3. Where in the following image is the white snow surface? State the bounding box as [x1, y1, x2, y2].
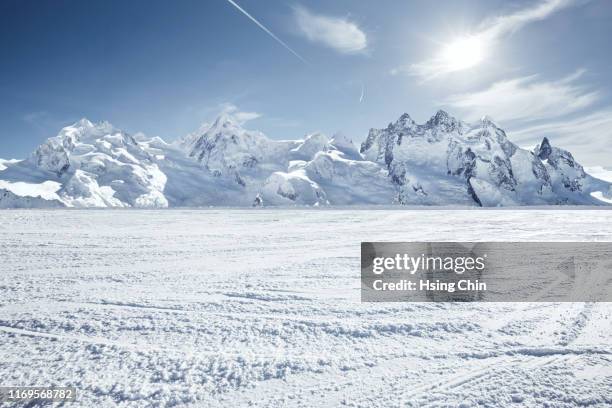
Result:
[0, 179, 61, 200]
[0, 158, 19, 171]
[0, 111, 610, 208]
[0, 209, 611, 407]
[586, 166, 612, 183]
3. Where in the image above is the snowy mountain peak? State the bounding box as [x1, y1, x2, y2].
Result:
[428, 109, 457, 127]
[1, 110, 610, 208]
[75, 117, 95, 128]
[187, 113, 270, 170]
[55, 118, 123, 148]
[360, 111, 610, 206]
[434, 109, 451, 119]
[291, 132, 330, 160]
[535, 137, 553, 161]
[72, 118, 113, 133]
[5, 118, 167, 208]
[177, 122, 211, 151]
[210, 112, 242, 131]
[479, 115, 496, 127]
[394, 113, 416, 128]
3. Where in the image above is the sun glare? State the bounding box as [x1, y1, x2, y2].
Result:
[440, 35, 486, 72]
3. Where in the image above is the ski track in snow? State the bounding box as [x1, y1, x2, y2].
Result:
[0, 209, 611, 407]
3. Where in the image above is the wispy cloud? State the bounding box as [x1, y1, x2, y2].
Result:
[219, 103, 261, 124]
[22, 111, 51, 126]
[399, 0, 580, 79]
[293, 6, 367, 54]
[509, 108, 612, 166]
[444, 69, 599, 122]
[224, 0, 307, 63]
[479, 0, 578, 39]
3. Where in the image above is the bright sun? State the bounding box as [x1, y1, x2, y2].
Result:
[440, 35, 486, 72]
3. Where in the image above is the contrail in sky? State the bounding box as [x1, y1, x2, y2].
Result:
[224, 0, 307, 64]
[359, 83, 365, 103]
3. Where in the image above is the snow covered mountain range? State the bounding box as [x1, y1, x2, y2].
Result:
[1, 110, 610, 208]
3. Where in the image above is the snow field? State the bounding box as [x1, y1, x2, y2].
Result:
[0, 209, 610, 407]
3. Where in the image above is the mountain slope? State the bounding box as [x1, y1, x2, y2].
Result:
[0, 111, 610, 208]
[361, 111, 610, 206]
[0, 119, 167, 208]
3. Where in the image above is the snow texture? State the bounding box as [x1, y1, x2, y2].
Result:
[0, 209, 611, 407]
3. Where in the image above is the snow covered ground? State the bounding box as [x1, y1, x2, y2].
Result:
[0, 209, 611, 407]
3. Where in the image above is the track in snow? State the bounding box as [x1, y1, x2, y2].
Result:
[0, 209, 611, 407]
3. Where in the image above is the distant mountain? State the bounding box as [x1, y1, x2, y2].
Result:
[1, 111, 610, 208]
[361, 110, 611, 206]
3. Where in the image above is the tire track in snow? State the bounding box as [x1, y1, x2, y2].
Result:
[0, 323, 427, 362]
[62, 300, 459, 330]
[228, 303, 603, 407]
[405, 353, 582, 406]
[0, 324, 177, 354]
[404, 303, 598, 406]
[221, 347, 603, 408]
[557, 302, 594, 346]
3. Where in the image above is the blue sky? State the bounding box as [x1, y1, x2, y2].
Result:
[1, 0, 611, 165]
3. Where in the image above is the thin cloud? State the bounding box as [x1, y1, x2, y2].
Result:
[480, 0, 578, 39]
[224, 0, 307, 63]
[293, 6, 367, 54]
[444, 70, 599, 122]
[509, 108, 612, 166]
[219, 103, 261, 124]
[22, 111, 52, 128]
[399, 0, 581, 79]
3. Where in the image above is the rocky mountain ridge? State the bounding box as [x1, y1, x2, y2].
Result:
[1, 111, 610, 208]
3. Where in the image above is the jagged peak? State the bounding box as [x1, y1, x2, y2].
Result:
[187, 113, 269, 163]
[436, 109, 451, 119]
[68, 118, 116, 133]
[177, 122, 211, 150]
[194, 112, 257, 141]
[63, 119, 118, 140]
[42, 119, 141, 155]
[211, 112, 240, 129]
[397, 112, 413, 122]
[75, 117, 94, 128]
[479, 115, 496, 126]
[429, 109, 455, 124]
[6, 107, 611, 208]
[535, 137, 553, 160]
[189, 114, 249, 151]
[394, 112, 415, 128]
